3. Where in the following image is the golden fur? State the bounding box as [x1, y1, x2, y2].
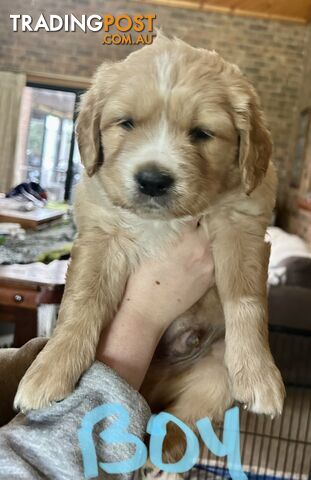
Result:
[14, 34, 285, 460]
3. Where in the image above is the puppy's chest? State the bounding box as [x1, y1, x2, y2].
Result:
[131, 221, 179, 257]
[128, 216, 210, 259]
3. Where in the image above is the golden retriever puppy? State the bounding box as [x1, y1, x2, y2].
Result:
[15, 34, 285, 429]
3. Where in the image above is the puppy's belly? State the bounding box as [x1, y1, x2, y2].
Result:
[154, 312, 224, 368]
[142, 287, 226, 411]
[154, 286, 225, 365]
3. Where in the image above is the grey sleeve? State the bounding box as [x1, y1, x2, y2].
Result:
[0, 362, 151, 480]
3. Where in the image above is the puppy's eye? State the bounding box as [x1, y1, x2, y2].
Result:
[189, 128, 214, 142]
[118, 119, 135, 130]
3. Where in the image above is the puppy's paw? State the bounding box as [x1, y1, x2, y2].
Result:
[229, 360, 285, 417]
[14, 360, 73, 412]
[140, 467, 181, 480]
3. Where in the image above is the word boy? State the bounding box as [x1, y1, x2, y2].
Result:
[78, 405, 247, 479]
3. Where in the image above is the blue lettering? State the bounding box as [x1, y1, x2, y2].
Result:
[78, 402, 147, 478]
[196, 407, 247, 480]
[147, 413, 200, 473]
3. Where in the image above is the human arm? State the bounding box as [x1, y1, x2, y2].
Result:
[96, 221, 214, 389]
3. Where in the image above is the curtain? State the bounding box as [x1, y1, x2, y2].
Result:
[0, 72, 26, 193]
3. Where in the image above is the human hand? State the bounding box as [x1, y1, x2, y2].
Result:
[120, 221, 214, 334]
[96, 221, 213, 388]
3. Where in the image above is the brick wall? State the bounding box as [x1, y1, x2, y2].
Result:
[0, 0, 310, 204]
[282, 25, 311, 244]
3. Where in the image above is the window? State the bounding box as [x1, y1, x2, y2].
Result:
[16, 85, 84, 201]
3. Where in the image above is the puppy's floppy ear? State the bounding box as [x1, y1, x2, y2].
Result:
[232, 84, 272, 194]
[76, 88, 104, 177]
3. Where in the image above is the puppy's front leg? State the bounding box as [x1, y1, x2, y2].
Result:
[14, 231, 129, 411]
[210, 220, 285, 416]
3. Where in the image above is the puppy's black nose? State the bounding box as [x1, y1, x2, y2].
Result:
[136, 169, 174, 197]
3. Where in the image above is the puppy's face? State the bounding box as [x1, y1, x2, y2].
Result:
[77, 36, 272, 219]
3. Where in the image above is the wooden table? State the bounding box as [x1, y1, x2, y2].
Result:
[0, 208, 64, 230]
[0, 261, 67, 346]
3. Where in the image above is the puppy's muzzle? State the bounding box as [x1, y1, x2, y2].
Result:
[135, 167, 174, 197]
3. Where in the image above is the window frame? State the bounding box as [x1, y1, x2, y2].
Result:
[25, 82, 85, 201]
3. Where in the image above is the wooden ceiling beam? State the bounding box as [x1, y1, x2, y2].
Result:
[140, 0, 311, 23]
